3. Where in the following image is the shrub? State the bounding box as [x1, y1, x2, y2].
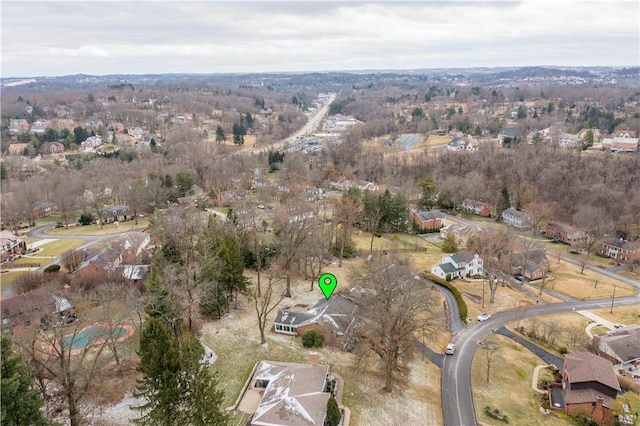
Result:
[79, 213, 94, 226]
[558, 346, 568, 355]
[484, 406, 509, 423]
[43, 264, 60, 273]
[424, 273, 468, 321]
[326, 395, 341, 426]
[301, 329, 324, 348]
[515, 367, 526, 378]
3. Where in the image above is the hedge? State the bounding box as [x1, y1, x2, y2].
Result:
[422, 273, 468, 322]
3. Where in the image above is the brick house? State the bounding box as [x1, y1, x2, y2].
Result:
[550, 352, 620, 426]
[412, 210, 445, 231]
[0, 230, 25, 260]
[545, 221, 587, 246]
[510, 249, 549, 281]
[273, 295, 357, 350]
[462, 199, 491, 217]
[32, 201, 56, 219]
[101, 205, 129, 223]
[598, 238, 640, 263]
[501, 208, 532, 230]
[39, 141, 65, 155]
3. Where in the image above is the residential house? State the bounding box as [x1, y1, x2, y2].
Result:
[501, 208, 532, 230]
[7, 143, 29, 155]
[81, 136, 103, 151]
[329, 177, 352, 192]
[72, 247, 121, 284]
[440, 224, 482, 249]
[550, 352, 620, 426]
[590, 325, 640, 365]
[107, 122, 125, 133]
[128, 127, 144, 138]
[412, 210, 445, 231]
[462, 199, 491, 217]
[273, 295, 358, 349]
[241, 360, 332, 426]
[447, 137, 475, 151]
[122, 265, 150, 285]
[39, 141, 65, 155]
[29, 120, 47, 134]
[556, 132, 583, 149]
[216, 189, 246, 205]
[8, 119, 29, 134]
[598, 238, 640, 263]
[430, 252, 483, 280]
[545, 221, 587, 246]
[497, 126, 520, 144]
[510, 249, 549, 281]
[109, 231, 150, 263]
[101, 205, 129, 223]
[356, 180, 379, 193]
[84, 117, 103, 127]
[0, 230, 25, 260]
[601, 135, 639, 153]
[1, 287, 77, 333]
[32, 201, 56, 219]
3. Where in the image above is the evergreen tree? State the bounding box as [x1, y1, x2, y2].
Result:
[179, 333, 228, 426]
[133, 318, 182, 426]
[499, 186, 511, 215]
[419, 173, 438, 209]
[215, 125, 226, 144]
[133, 319, 228, 426]
[326, 395, 341, 426]
[1, 335, 51, 426]
[441, 234, 459, 253]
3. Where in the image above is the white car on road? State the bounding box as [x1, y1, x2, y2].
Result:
[477, 313, 491, 322]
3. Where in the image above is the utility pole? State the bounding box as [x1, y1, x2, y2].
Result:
[610, 285, 617, 313]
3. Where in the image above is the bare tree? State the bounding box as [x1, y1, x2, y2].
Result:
[16, 310, 112, 426]
[468, 232, 512, 304]
[350, 255, 439, 393]
[273, 206, 315, 297]
[252, 271, 285, 345]
[483, 340, 498, 382]
[573, 205, 613, 259]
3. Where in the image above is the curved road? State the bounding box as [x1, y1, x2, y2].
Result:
[442, 294, 640, 426]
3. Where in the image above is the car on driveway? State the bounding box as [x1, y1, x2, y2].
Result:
[477, 313, 491, 322]
[445, 343, 456, 355]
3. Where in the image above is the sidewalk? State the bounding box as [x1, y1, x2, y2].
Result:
[577, 310, 615, 330]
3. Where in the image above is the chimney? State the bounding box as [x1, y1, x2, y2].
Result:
[308, 352, 319, 365]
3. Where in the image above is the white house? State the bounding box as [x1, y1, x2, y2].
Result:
[501, 208, 532, 229]
[431, 252, 483, 280]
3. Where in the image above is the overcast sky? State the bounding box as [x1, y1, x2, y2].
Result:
[2, 1, 638, 78]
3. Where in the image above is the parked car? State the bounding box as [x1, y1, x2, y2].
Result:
[613, 324, 626, 329]
[445, 343, 456, 355]
[477, 313, 491, 322]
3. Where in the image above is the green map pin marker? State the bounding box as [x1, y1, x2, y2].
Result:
[318, 273, 337, 300]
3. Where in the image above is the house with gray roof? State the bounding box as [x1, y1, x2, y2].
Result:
[239, 360, 333, 426]
[273, 295, 357, 349]
[501, 208, 532, 230]
[430, 251, 483, 280]
[591, 324, 640, 365]
[412, 209, 445, 231]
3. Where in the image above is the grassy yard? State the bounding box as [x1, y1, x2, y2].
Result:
[34, 239, 86, 258]
[203, 262, 445, 426]
[46, 219, 149, 236]
[530, 258, 637, 300]
[471, 334, 573, 426]
[0, 271, 28, 290]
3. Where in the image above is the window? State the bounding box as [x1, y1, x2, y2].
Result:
[255, 379, 269, 389]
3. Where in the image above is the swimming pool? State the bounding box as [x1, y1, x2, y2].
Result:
[62, 325, 128, 351]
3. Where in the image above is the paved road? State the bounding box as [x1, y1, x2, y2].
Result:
[233, 93, 336, 157]
[441, 294, 640, 426]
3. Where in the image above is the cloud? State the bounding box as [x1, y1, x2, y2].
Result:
[1, 1, 638, 77]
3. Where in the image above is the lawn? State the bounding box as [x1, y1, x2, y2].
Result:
[33, 239, 86, 258]
[0, 271, 28, 290]
[46, 219, 149, 236]
[471, 334, 573, 426]
[531, 258, 637, 300]
[202, 262, 444, 426]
